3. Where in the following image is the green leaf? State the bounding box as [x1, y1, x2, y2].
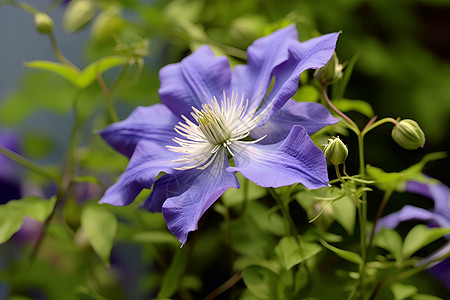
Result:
[320, 240, 362, 265]
[366, 152, 446, 191]
[374, 228, 403, 261]
[78, 56, 128, 88]
[243, 265, 278, 300]
[332, 52, 360, 99]
[221, 174, 266, 207]
[412, 295, 444, 300]
[332, 194, 356, 235]
[157, 249, 188, 298]
[402, 224, 450, 259]
[390, 283, 418, 300]
[0, 196, 56, 244]
[133, 231, 179, 245]
[25, 60, 80, 86]
[81, 203, 118, 265]
[25, 56, 128, 89]
[332, 98, 374, 118]
[293, 85, 320, 103]
[275, 236, 322, 270]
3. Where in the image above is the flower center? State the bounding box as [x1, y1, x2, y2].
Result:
[167, 91, 265, 170]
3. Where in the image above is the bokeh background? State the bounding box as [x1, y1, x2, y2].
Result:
[1, 0, 449, 299]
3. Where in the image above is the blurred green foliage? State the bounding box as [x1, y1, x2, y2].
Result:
[0, 0, 449, 299]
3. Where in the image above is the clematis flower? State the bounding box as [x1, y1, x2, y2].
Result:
[100, 25, 340, 244]
[377, 179, 450, 291]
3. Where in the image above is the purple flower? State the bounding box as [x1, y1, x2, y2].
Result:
[100, 25, 340, 244]
[0, 131, 21, 204]
[377, 180, 450, 291]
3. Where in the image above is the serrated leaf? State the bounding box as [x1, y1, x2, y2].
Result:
[333, 98, 374, 118]
[374, 228, 403, 261]
[25, 60, 80, 86]
[78, 56, 128, 88]
[0, 196, 56, 244]
[402, 224, 450, 259]
[157, 249, 188, 298]
[320, 240, 362, 265]
[275, 236, 322, 270]
[81, 203, 118, 265]
[243, 265, 278, 300]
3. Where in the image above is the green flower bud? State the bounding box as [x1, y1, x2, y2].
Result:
[91, 6, 124, 43]
[323, 137, 348, 165]
[391, 119, 426, 150]
[63, 0, 95, 33]
[34, 12, 53, 34]
[314, 52, 343, 86]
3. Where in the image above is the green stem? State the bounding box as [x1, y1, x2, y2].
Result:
[3, 0, 38, 14]
[27, 89, 83, 268]
[322, 84, 360, 134]
[361, 118, 398, 136]
[45, 0, 65, 13]
[48, 32, 79, 69]
[269, 187, 311, 287]
[0, 145, 57, 182]
[97, 73, 120, 123]
[357, 133, 367, 299]
[335, 164, 345, 184]
[111, 63, 129, 94]
[366, 188, 393, 261]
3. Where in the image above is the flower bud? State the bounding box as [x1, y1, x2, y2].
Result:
[323, 137, 348, 165]
[34, 12, 53, 34]
[63, 0, 95, 33]
[391, 119, 425, 150]
[314, 52, 343, 86]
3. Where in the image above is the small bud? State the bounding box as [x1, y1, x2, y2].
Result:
[324, 136, 348, 165]
[34, 12, 53, 34]
[91, 6, 124, 43]
[314, 52, 343, 86]
[391, 119, 426, 150]
[63, 0, 95, 33]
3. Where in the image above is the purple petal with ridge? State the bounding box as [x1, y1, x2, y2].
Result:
[160, 150, 239, 245]
[227, 125, 329, 190]
[257, 32, 340, 124]
[158, 46, 231, 118]
[250, 99, 340, 144]
[100, 104, 179, 158]
[99, 141, 179, 206]
[231, 25, 299, 111]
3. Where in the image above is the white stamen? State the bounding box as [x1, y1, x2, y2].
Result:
[168, 91, 265, 170]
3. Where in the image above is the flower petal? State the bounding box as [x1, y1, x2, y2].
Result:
[100, 104, 179, 158]
[258, 32, 340, 123]
[231, 25, 299, 110]
[227, 125, 329, 189]
[158, 45, 231, 118]
[406, 180, 450, 221]
[376, 205, 449, 230]
[159, 150, 239, 245]
[99, 141, 178, 206]
[428, 253, 450, 292]
[429, 182, 450, 220]
[250, 99, 340, 144]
